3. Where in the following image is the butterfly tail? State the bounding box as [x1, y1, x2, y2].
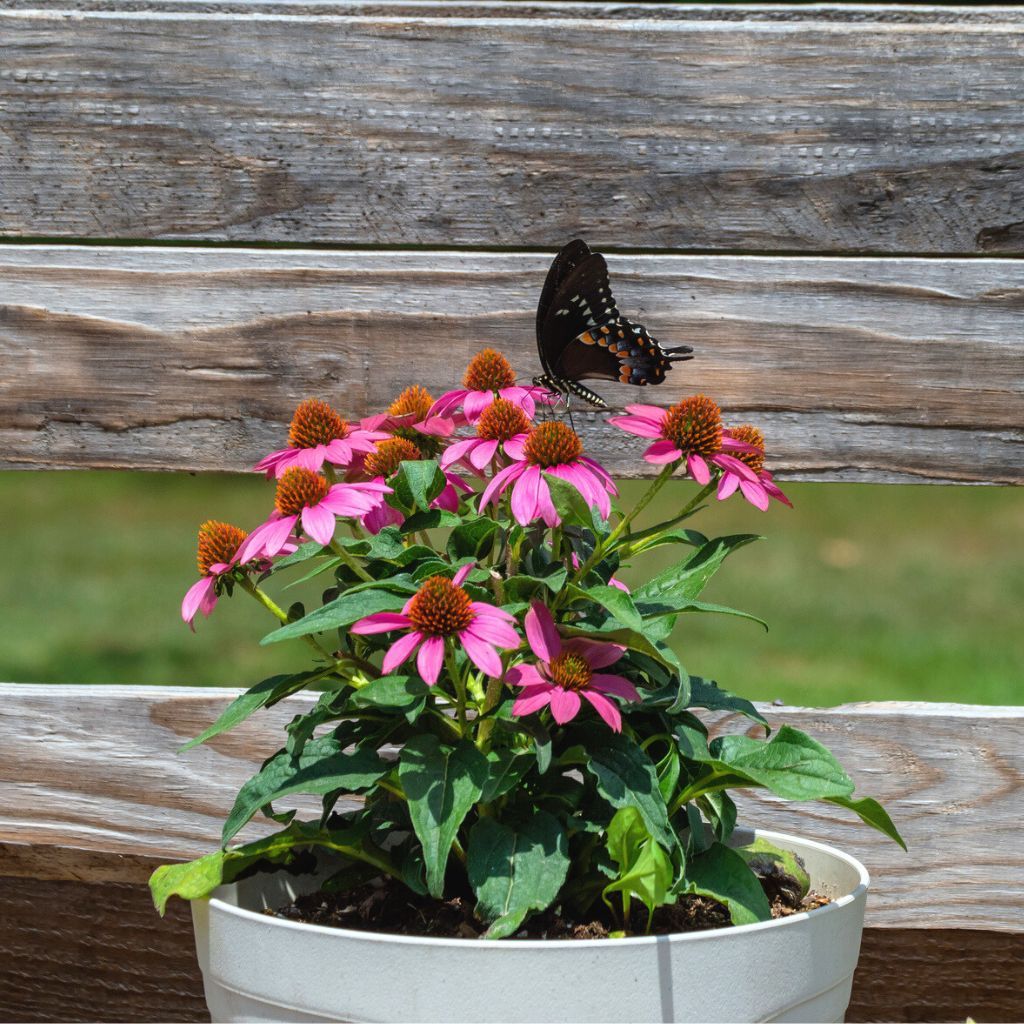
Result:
[661, 344, 695, 361]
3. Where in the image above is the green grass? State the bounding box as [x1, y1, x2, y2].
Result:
[1, 471, 1021, 706]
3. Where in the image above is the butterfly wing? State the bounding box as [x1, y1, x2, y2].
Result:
[536, 239, 592, 339]
[560, 317, 694, 386]
[539, 252, 620, 375]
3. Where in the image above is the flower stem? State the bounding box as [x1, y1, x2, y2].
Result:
[445, 643, 469, 735]
[556, 462, 682, 608]
[476, 670, 507, 753]
[328, 539, 375, 583]
[239, 577, 337, 664]
[618, 482, 717, 559]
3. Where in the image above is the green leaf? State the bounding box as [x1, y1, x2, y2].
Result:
[602, 807, 674, 925]
[707, 726, 855, 802]
[351, 674, 430, 723]
[481, 748, 534, 803]
[543, 472, 595, 527]
[267, 541, 328, 573]
[683, 842, 772, 926]
[586, 733, 675, 850]
[394, 460, 447, 512]
[571, 583, 643, 633]
[637, 597, 767, 631]
[261, 589, 407, 645]
[828, 795, 907, 850]
[223, 737, 388, 844]
[632, 534, 761, 606]
[688, 676, 768, 730]
[736, 837, 811, 901]
[447, 517, 500, 561]
[675, 718, 710, 760]
[398, 735, 488, 898]
[697, 791, 737, 844]
[363, 526, 406, 561]
[468, 812, 570, 938]
[150, 820, 371, 915]
[149, 851, 227, 915]
[178, 672, 315, 751]
[624, 527, 708, 557]
[401, 509, 462, 533]
[284, 556, 343, 589]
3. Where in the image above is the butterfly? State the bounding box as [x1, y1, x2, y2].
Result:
[534, 239, 693, 409]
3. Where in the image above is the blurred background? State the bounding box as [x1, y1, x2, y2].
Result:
[3, 471, 1020, 706]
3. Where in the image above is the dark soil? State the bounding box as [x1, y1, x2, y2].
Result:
[267, 877, 831, 940]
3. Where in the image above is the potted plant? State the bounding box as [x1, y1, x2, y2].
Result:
[152, 350, 904, 1024]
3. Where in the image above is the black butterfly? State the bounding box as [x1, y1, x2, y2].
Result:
[534, 239, 693, 409]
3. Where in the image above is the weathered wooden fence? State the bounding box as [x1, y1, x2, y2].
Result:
[1, 2, 1023, 1022]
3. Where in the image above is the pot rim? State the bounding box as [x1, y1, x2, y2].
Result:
[206, 827, 869, 949]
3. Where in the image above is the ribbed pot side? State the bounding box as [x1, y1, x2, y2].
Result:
[191, 828, 869, 1024]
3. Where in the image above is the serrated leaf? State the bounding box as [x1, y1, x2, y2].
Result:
[828, 795, 907, 850]
[688, 676, 768, 730]
[351, 674, 430, 723]
[632, 534, 761, 605]
[602, 806, 674, 926]
[150, 820, 374, 915]
[707, 726, 855, 801]
[401, 509, 462, 533]
[636, 597, 767, 631]
[698, 791, 737, 844]
[481, 748, 534, 803]
[394, 460, 447, 512]
[268, 541, 329, 573]
[447, 517, 500, 560]
[570, 583, 643, 633]
[261, 589, 407, 645]
[586, 733, 675, 850]
[468, 812, 569, 938]
[682, 842, 772, 926]
[179, 672, 316, 751]
[398, 735, 488, 898]
[223, 737, 388, 844]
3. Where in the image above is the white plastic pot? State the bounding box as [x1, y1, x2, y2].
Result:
[192, 828, 869, 1023]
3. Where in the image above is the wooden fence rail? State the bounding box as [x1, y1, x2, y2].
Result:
[4, 4, 1024, 254]
[1, 686, 1022, 1022]
[2, 246, 1022, 480]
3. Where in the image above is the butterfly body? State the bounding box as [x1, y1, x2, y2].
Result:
[534, 239, 693, 408]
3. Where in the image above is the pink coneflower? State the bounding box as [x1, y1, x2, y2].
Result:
[718, 425, 792, 511]
[180, 520, 293, 630]
[441, 397, 531, 473]
[181, 520, 247, 629]
[360, 385, 455, 442]
[429, 348, 551, 423]
[506, 602, 639, 732]
[253, 398, 388, 479]
[236, 469, 391, 562]
[350, 564, 520, 684]
[359, 438, 472, 533]
[608, 395, 756, 487]
[479, 421, 617, 527]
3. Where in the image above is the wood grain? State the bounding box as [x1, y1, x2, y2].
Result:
[2, 246, 1021, 481]
[1, 684, 1022, 933]
[4, 3, 1024, 253]
[0, 875, 208, 1024]
[2, 871, 1019, 1024]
